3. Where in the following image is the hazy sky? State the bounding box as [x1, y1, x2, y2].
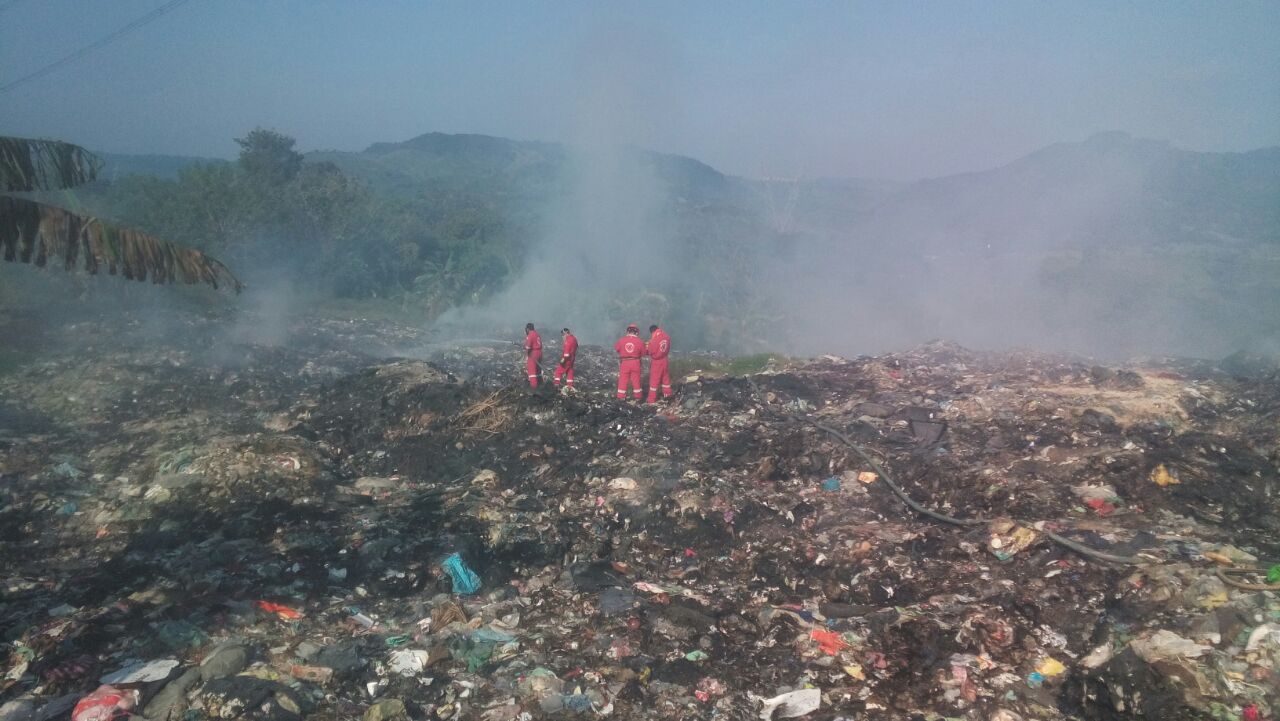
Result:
[1, 0, 1277, 180]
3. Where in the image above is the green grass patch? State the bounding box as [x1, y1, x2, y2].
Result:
[668, 353, 792, 379]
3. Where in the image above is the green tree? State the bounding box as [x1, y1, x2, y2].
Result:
[235, 128, 303, 186]
[289, 161, 366, 247]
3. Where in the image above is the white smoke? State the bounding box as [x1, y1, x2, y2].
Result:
[435, 21, 681, 347]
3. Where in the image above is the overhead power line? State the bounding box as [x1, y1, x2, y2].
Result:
[0, 0, 196, 95]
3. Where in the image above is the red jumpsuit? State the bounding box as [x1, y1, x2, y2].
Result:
[524, 329, 542, 388]
[553, 333, 578, 388]
[646, 327, 672, 402]
[614, 334, 644, 399]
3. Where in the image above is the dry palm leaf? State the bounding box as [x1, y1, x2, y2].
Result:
[0, 137, 101, 192]
[1, 135, 240, 292]
[0, 195, 242, 292]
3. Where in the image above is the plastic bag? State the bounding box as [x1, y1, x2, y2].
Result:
[442, 553, 481, 595]
[758, 688, 820, 719]
[1130, 630, 1209, 662]
[388, 649, 431, 677]
[72, 686, 139, 721]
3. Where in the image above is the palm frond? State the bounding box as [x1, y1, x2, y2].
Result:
[0, 136, 102, 192]
[0, 195, 242, 292]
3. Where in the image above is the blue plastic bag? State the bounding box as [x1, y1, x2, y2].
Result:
[442, 553, 481, 595]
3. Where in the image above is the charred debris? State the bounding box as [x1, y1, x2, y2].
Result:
[1, 309, 1278, 721]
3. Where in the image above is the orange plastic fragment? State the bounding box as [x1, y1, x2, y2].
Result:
[810, 629, 847, 655]
[256, 600, 303, 619]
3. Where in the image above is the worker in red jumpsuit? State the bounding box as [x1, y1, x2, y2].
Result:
[523, 322, 542, 389]
[614, 324, 644, 401]
[553, 327, 578, 390]
[646, 324, 672, 402]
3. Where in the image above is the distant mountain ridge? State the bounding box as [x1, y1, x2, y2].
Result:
[307, 131, 749, 208]
[310, 131, 1280, 252]
[95, 130, 1280, 248]
[787, 131, 1280, 357]
[863, 131, 1280, 254]
[89, 130, 1280, 356]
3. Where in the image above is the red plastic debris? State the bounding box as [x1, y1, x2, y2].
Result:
[255, 600, 303, 619]
[72, 685, 138, 721]
[696, 676, 726, 701]
[1085, 498, 1115, 516]
[810, 629, 847, 655]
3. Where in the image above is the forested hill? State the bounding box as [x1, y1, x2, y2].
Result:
[861, 132, 1280, 254]
[31, 129, 1280, 356]
[308, 133, 564, 199]
[308, 131, 753, 208]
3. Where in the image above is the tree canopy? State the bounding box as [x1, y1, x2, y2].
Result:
[236, 128, 304, 186]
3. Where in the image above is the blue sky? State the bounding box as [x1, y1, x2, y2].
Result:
[1, 0, 1277, 179]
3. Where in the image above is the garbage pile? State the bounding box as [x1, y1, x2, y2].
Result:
[2, 311, 1278, 721]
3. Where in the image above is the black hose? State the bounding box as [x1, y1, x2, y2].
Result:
[812, 420, 983, 527]
[815, 418, 1139, 564]
[744, 376, 1139, 564]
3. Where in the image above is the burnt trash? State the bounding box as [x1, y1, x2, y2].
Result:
[2, 313, 1278, 720]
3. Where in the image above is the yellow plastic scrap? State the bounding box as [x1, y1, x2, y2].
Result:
[843, 663, 865, 680]
[1151, 464, 1180, 487]
[988, 520, 1040, 559]
[1036, 658, 1067, 677]
[1200, 589, 1230, 610]
[1007, 526, 1039, 552]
